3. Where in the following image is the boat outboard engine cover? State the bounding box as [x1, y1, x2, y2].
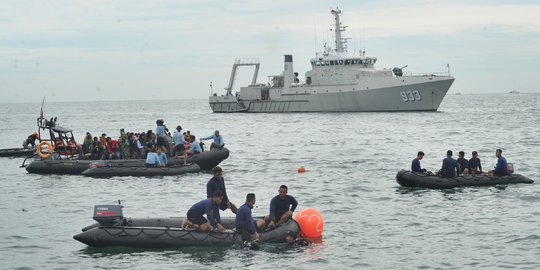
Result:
[93, 205, 124, 226]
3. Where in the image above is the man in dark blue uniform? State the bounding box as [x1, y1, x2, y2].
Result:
[411, 151, 426, 173]
[206, 166, 237, 214]
[468, 151, 482, 174]
[457, 151, 469, 174]
[440, 150, 459, 178]
[490, 149, 508, 176]
[265, 185, 298, 228]
[182, 190, 224, 232]
[236, 193, 266, 243]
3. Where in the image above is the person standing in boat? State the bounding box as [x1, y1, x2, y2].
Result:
[202, 130, 224, 150]
[236, 193, 264, 243]
[119, 129, 130, 159]
[22, 132, 40, 149]
[155, 120, 168, 151]
[411, 151, 426, 173]
[439, 150, 459, 178]
[207, 166, 238, 214]
[489, 149, 508, 176]
[172, 125, 187, 158]
[265, 185, 298, 228]
[468, 151, 482, 174]
[457, 151, 469, 175]
[82, 132, 93, 154]
[182, 190, 225, 232]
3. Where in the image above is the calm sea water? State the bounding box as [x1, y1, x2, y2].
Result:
[0, 94, 539, 269]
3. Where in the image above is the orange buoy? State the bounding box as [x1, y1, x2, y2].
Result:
[293, 208, 324, 238]
[297, 166, 306, 173]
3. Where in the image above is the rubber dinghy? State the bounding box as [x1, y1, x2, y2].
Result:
[73, 204, 299, 248]
[396, 170, 534, 189]
[0, 148, 35, 157]
[81, 163, 200, 177]
[25, 147, 229, 175]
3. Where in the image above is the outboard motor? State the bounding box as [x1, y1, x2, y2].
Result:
[93, 203, 124, 226]
[392, 65, 408, 77]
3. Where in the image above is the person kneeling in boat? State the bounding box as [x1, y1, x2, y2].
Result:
[183, 135, 202, 165]
[488, 149, 507, 176]
[438, 150, 459, 177]
[236, 193, 265, 245]
[265, 185, 298, 228]
[22, 132, 40, 149]
[411, 151, 427, 173]
[145, 146, 168, 167]
[468, 151, 483, 174]
[182, 190, 225, 232]
[202, 130, 224, 150]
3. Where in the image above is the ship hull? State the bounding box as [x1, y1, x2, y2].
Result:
[210, 77, 454, 112]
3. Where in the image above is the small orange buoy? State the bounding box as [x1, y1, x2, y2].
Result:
[294, 208, 324, 238]
[297, 166, 306, 173]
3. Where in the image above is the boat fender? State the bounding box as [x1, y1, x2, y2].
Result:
[37, 141, 53, 159]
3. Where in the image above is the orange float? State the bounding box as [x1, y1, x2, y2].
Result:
[293, 208, 324, 238]
[297, 166, 306, 173]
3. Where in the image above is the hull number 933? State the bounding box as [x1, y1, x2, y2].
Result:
[400, 90, 422, 102]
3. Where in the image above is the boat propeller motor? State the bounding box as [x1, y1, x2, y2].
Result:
[93, 200, 125, 226]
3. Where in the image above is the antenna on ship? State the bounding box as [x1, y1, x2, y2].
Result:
[331, 7, 349, 53]
[210, 81, 213, 95]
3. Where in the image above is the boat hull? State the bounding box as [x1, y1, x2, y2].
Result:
[82, 163, 200, 177]
[396, 170, 534, 189]
[210, 77, 454, 112]
[25, 148, 229, 175]
[0, 148, 35, 157]
[74, 217, 299, 248]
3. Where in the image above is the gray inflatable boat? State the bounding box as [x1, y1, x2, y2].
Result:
[396, 170, 534, 189]
[81, 163, 200, 177]
[73, 204, 300, 248]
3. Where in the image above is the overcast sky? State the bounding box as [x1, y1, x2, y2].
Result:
[1, 0, 539, 103]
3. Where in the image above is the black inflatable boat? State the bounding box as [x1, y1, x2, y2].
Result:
[73, 204, 300, 248]
[396, 170, 534, 189]
[25, 147, 229, 175]
[81, 163, 200, 177]
[0, 147, 35, 157]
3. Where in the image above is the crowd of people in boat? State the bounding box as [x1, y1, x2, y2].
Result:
[180, 166, 307, 247]
[411, 149, 509, 177]
[78, 119, 224, 163]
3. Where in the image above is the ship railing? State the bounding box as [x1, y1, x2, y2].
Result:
[401, 71, 451, 77]
[234, 58, 260, 65]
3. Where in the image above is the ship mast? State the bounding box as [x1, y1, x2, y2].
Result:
[331, 8, 348, 53]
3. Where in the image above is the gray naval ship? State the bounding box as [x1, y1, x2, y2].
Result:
[209, 8, 454, 113]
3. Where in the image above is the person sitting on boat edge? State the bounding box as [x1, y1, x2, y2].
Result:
[489, 149, 508, 176]
[411, 151, 426, 173]
[172, 125, 187, 158]
[207, 166, 238, 214]
[22, 132, 40, 149]
[145, 146, 167, 167]
[265, 185, 298, 228]
[183, 135, 202, 165]
[236, 193, 265, 244]
[182, 190, 225, 232]
[468, 151, 482, 174]
[439, 150, 459, 178]
[202, 130, 224, 150]
[457, 151, 469, 175]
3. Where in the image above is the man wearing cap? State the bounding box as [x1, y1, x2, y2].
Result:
[172, 125, 187, 158]
[440, 150, 459, 177]
[468, 151, 482, 174]
[411, 151, 426, 173]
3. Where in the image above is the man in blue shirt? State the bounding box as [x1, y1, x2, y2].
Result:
[490, 149, 508, 176]
[183, 135, 202, 165]
[202, 130, 224, 150]
[207, 166, 237, 214]
[440, 150, 459, 178]
[411, 151, 426, 173]
[235, 193, 265, 242]
[468, 151, 482, 174]
[265, 185, 298, 228]
[172, 125, 187, 158]
[457, 151, 469, 174]
[155, 119, 168, 148]
[182, 190, 224, 232]
[145, 146, 168, 167]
